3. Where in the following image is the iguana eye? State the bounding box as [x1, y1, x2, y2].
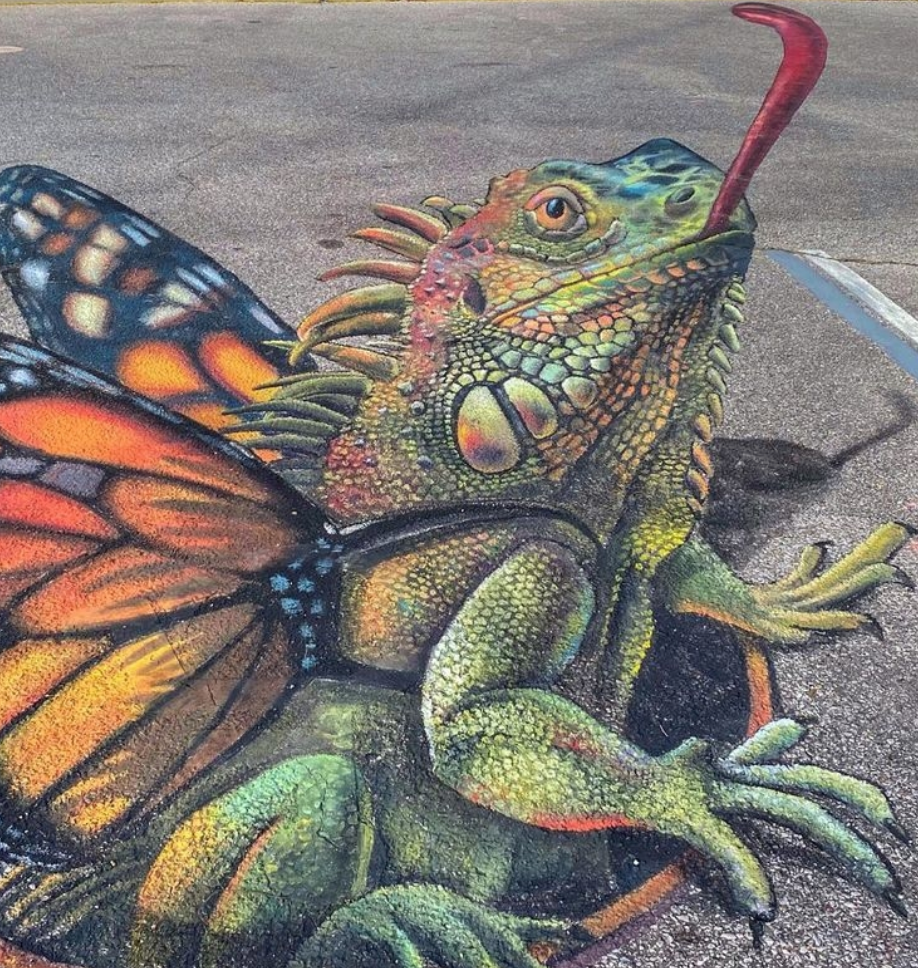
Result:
[524, 187, 588, 240]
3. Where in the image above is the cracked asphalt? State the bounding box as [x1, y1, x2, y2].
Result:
[0, 2, 916, 967]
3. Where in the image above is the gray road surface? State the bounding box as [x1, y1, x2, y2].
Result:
[0, 2, 916, 967]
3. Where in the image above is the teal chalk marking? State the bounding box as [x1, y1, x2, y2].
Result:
[768, 250, 918, 382]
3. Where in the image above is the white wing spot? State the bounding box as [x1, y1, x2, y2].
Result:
[121, 224, 151, 247]
[197, 264, 225, 287]
[7, 367, 40, 388]
[126, 216, 160, 240]
[11, 209, 45, 240]
[162, 282, 202, 308]
[73, 245, 116, 286]
[176, 268, 212, 294]
[90, 225, 128, 253]
[19, 259, 50, 292]
[31, 193, 64, 219]
[250, 303, 284, 334]
[143, 305, 189, 329]
[63, 292, 111, 338]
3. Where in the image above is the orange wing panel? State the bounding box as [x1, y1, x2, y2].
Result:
[0, 574, 45, 608]
[0, 394, 272, 504]
[49, 620, 265, 839]
[0, 528, 100, 577]
[0, 638, 107, 732]
[0, 481, 118, 539]
[0, 605, 256, 811]
[198, 332, 280, 403]
[103, 476, 297, 573]
[175, 401, 234, 433]
[156, 622, 296, 805]
[115, 341, 210, 401]
[11, 546, 244, 636]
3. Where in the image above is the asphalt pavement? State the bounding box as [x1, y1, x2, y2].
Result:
[0, 2, 916, 967]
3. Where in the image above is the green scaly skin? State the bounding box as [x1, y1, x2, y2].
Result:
[1, 141, 910, 968]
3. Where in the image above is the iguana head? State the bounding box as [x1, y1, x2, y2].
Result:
[269, 142, 752, 529]
[253, 4, 824, 533]
[411, 138, 755, 477]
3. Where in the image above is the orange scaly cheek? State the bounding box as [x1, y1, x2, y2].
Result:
[325, 435, 381, 476]
[478, 256, 559, 308]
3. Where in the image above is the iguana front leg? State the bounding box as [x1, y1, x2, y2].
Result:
[423, 538, 906, 924]
[658, 523, 913, 645]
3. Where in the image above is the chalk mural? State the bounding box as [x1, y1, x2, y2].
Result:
[0, 4, 909, 967]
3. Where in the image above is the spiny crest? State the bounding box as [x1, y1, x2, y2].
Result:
[227, 196, 480, 484]
[225, 371, 370, 488]
[686, 278, 745, 517]
[278, 195, 480, 378]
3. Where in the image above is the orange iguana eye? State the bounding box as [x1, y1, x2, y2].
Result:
[524, 187, 588, 240]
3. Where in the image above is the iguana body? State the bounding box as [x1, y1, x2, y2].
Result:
[0, 138, 909, 968]
[0, 8, 911, 968]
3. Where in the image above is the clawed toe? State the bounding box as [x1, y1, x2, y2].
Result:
[749, 523, 914, 645]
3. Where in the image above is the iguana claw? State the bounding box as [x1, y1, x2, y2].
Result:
[663, 524, 913, 647]
[653, 720, 906, 924]
[885, 818, 912, 846]
[886, 890, 910, 920]
[750, 522, 913, 643]
[298, 885, 565, 968]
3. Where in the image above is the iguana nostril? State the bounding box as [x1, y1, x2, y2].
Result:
[665, 185, 697, 216]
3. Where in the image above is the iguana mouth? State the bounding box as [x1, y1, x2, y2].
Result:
[701, 2, 828, 237]
[487, 228, 753, 332]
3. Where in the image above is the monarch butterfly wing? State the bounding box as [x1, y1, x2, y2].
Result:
[0, 165, 307, 437]
[0, 339, 335, 854]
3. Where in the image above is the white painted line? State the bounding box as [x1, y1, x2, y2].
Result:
[797, 248, 918, 349]
[0, 48, 24, 56]
[770, 249, 918, 382]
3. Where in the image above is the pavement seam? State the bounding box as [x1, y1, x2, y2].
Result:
[771, 248, 918, 272]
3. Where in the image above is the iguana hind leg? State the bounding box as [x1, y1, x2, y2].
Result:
[130, 754, 374, 968]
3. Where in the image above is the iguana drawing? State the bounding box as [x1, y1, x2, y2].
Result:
[0, 5, 909, 968]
